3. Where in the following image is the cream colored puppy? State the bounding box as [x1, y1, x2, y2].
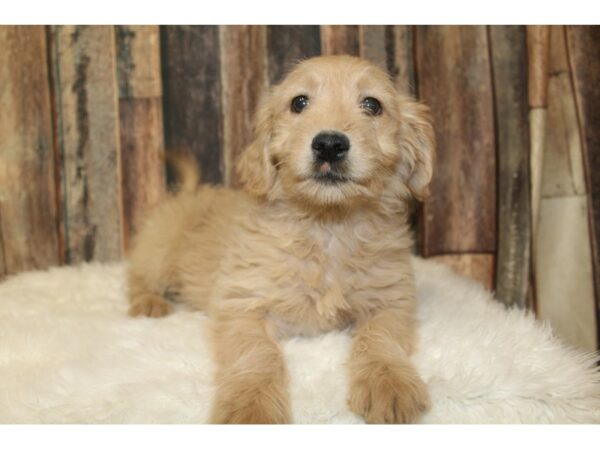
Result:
[128, 55, 434, 424]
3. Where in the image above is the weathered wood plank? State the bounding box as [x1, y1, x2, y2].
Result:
[543, 27, 585, 198]
[542, 78, 586, 197]
[529, 108, 547, 245]
[429, 254, 495, 292]
[267, 26, 321, 85]
[566, 25, 600, 349]
[161, 25, 223, 185]
[415, 26, 496, 257]
[358, 25, 387, 70]
[535, 26, 597, 350]
[489, 26, 531, 309]
[118, 98, 165, 248]
[321, 25, 360, 56]
[115, 25, 165, 249]
[536, 196, 597, 351]
[549, 24, 570, 74]
[527, 26, 551, 109]
[528, 26, 551, 248]
[0, 26, 61, 275]
[115, 25, 162, 99]
[49, 25, 123, 263]
[385, 25, 415, 95]
[219, 26, 268, 188]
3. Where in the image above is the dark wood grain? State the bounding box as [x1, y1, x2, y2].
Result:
[385, 25, 415, 95]
[267, 26, 321, 85]
[321, 25, 360, 56]
[567, 25, 600, 349]
[416, 26, 497, 256]
[220, 26, 268, 188]
[0, 26, 61, 275]
[116, 25, 162, 99]
[359, 25, 387, 70]
[49, 25, 124, 263]
[489, 26, 531, 309]
[161, 25, 223, 185]
[115, 25, 165, 248]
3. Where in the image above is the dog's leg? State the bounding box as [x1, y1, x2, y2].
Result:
[209, 317, 290, 424]
[127, 271, 173, 318]
[347, 307, 430, 424]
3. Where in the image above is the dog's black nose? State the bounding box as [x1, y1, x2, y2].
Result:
[311, 132, 350, 163]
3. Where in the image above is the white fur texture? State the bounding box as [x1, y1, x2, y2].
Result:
[0, 258, 598, 423]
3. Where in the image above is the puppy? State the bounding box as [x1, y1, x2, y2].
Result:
[128, 55, 434, 424]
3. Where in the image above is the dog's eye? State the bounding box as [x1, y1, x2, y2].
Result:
[361, 97, 382, 116]
[291, 95, 309, 113]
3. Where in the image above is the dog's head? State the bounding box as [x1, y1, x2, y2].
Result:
[237, 55, 434, 210]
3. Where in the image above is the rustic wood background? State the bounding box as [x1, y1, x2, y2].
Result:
[0, 25, 598, 351]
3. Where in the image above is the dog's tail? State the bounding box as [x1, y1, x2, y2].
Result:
[165, 151, 200, 194]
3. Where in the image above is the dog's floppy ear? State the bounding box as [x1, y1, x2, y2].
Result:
[398, 99, 435, 201]
[236, 94, 275, 197]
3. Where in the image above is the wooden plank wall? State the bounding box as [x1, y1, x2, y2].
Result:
[566, 26, 600, 349]
[0, 25, 598, 351]
[115, 25, 165, 248]
[49, 25, 124, 264]
[489, 26, 531, 309]
[161, 26, 223, 185]
[219, 26, 268, 188]
[0, 26, 60, 273]
[534, 26, 597, 351]
[416, 26, 497, 291]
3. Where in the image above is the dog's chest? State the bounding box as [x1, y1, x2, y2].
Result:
[311, 230, 348, 316]
[268, 225, 386, 337]
[217, 215, 411, 338]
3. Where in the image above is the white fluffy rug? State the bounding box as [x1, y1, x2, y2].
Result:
[0, 258, 598, 424]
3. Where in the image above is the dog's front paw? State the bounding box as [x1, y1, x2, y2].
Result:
[210, 386, 291, 424]
[348, 362, 430, 424]
[128, 295, 173, 318]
